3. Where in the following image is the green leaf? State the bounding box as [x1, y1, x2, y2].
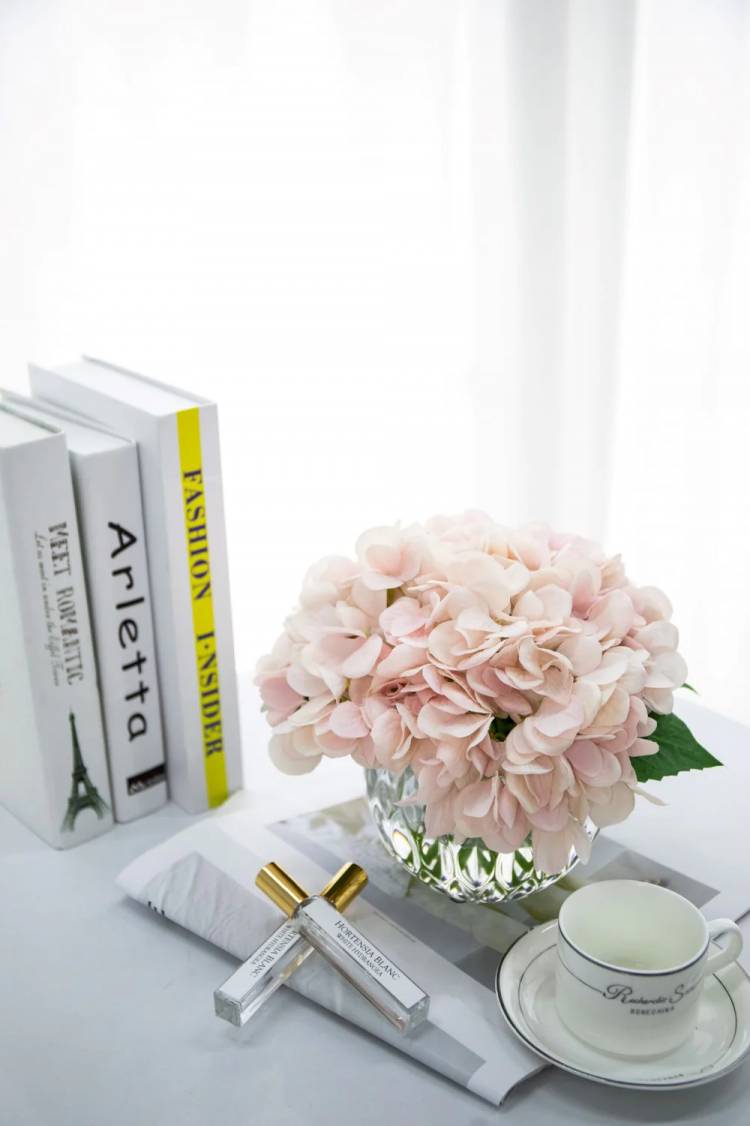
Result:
[632, 711, 722, 783]
[682, 682, 698, 694]
[490, 715, 515, 742]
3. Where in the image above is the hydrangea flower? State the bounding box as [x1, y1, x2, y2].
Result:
[257, 513, 687, 874]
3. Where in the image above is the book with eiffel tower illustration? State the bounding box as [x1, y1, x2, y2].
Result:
[62, 711, 109, 831]
[0, 407, 113, 848]
[1, 391, 167, 824]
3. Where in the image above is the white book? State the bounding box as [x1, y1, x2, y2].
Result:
[30, 358, 243, 814]
[1, 393, 167, 822]
[0, 407, 113, 848]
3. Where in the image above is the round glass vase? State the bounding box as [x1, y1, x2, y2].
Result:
[365, 766, 593, 905]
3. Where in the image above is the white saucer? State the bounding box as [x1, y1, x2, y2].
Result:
[496, 921, 750, 1090]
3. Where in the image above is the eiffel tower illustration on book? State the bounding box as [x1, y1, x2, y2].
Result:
[61, 711, 109, 832]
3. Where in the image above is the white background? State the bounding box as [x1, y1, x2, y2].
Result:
[2, 0, 749, 726]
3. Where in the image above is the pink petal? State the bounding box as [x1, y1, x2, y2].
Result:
[329, 701, 369, 739]
[287, 663, 326, 698]
[371, 709, 403, 754]
[366, 544, 402, 574]
[379, 597, 427, 638]
[633, 585, 673, 623]
[374, 644, 425, 679]
[424, 796, 456, 839]
[259, 676, 302, 714]
[341, 634, 382, 678]
[628, 737, 655, 756]
[588, 782, 635, 827]
[268, 733, 321, 775]
[566, 739, 602, 775]
[636, 620, 678, 654]
[528, 804, 569, 831]
[557, 634, 602, 676]
[460, 779, 494, 818]
[498, 785, 519, 828]
[531, 827, 573, 875]
[534, 699, 584, 737]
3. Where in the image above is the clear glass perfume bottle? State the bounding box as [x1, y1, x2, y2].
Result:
[257, 862, 430, 1035]
[214, 862, 367, 1027]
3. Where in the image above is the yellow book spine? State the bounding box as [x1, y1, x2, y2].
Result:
[176, 407, 229, 808]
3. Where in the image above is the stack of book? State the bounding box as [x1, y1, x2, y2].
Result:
[0, 358, 243, 848]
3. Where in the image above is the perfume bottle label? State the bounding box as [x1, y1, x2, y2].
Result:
[239, 922, 301, 986]
[303, 898, 426, 1009]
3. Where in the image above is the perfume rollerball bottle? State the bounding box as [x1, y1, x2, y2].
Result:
[214, 862, 367, 1027]
[257, 862, 430, 1035]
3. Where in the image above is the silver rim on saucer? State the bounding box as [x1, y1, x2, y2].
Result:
[495, 921, 750, 1090]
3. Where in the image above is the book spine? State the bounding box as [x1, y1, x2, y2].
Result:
[159, 405, 243, 812]
[0, 471, 46, 836]
[29, 365, 243, 813]
[0, 435, 113, 847]
[72, 446, 167, 821]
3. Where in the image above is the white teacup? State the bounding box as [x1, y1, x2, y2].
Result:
[555, 880, 743, 1058]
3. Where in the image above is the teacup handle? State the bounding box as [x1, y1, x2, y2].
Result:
[706, 919, 743, 975]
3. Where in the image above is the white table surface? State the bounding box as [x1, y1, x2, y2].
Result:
[2, 694, 749, 1126]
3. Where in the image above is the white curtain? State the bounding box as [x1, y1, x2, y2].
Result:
[2, 1, 748, 720]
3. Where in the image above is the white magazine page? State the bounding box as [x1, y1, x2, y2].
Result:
[117, 811, 543, 1106]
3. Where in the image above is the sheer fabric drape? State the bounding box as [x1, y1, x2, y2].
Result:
[1, 0, 747, 717]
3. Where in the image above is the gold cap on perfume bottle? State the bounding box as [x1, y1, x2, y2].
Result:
[256, 860, 367, 916]
[321, 862, 368, 911]
[256, 862, 307, 915]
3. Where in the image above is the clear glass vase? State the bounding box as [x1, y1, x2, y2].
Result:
[365, 766, 593, 905]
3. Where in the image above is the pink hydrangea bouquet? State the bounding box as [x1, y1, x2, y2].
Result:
[256, 513, 718, 875]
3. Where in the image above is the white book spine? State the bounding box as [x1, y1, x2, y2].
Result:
[72, 444, 167, 821]
[0, 432, 113, 847]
